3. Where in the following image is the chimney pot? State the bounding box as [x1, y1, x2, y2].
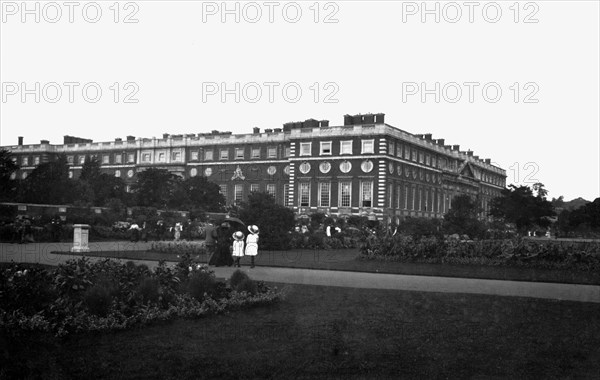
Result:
[485, 158, 491, 164]
[452, 145, 460, 151]
[253, 127, 260, 134]
[40, 139, 49, 145]
[18, 136, 23, 146]
[437, 139, 445, 146]
[424, 133, 432, 140]
[467, 151, 474, 157]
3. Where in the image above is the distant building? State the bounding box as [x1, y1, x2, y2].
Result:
[3, 113, 506, 224]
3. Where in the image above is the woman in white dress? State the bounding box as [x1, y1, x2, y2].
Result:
[231, 231, 245, 268]
[245, 225, 259, 268]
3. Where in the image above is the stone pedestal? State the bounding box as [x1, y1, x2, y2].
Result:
[71, 224, 90, 253]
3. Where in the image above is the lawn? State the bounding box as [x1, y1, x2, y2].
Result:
[52, 247, 600, 285]
[3, 283, 600, 379]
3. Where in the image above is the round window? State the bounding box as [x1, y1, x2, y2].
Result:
[320, 162, 331, 174]
[284, 165, 290, 175]
[397, 165, 402, 175]
[204, 167, 213, 177]
[127, 170, 134, 178]
[115, 170, 121, 178]
[299, 162, 311, 174]
[388, 163, 394, 174]
[22, 172, 28, 179]
[68, 171, 73, 179]
[361, 160, 374, 173]
[339, 161, 352, 173]
[190, 168, 198, 177]
[267, 166, 277, 175]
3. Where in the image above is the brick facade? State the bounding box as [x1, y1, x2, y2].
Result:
[4, 113, 506, 224]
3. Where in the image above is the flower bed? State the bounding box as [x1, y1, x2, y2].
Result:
[359, 236, 600, 271]
[150, 240, 207, 255]
[0, 255, 282, 337]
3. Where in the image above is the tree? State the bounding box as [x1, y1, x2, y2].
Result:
[489, 184, 555, 232]
[177, 176, 225, 212]
[18, 155, 75, 205]
[0, 149, 19, 201]
[443, 194, 485, 238]
[558, 198, 600, 237]
[239, 192, 295, 250]
[131, 168, 179, 209]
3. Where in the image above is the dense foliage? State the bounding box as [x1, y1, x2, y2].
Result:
[490, 184, 555, 232]
[238, 192, 295, 250]
[0, 256, 282, 337]
[360, 235, 600, 271]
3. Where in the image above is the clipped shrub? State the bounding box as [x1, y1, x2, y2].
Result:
[136, 277, 160, 304]
[235, 278, 258, 295]
[229, 269, 250, 289]
[186, 271, 217, 301]
[83, 281, 117, 317]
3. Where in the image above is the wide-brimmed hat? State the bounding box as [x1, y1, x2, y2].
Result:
[248, 225, 259, 234]
[232, 231, 244, 240]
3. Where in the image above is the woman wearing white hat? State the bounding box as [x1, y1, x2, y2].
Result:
[245, 225, 259, 268]
[231, 231, 245, 268]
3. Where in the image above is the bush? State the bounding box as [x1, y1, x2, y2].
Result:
[83, 280, 118, 317]
[235, 278, 258, 295]
[229, 269, 250, 289]
[186, 271, 217, 301]
[136, 277, 160, 304]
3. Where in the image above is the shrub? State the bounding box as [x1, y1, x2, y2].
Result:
[229, 269, 250, 289]
[83, 281, 117, 317]
[186, 271, 217, 301]
[136, 277, 160, 305]
[235, 278, 258, 295]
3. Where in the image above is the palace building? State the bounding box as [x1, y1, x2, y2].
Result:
[3, 113, 506, 224]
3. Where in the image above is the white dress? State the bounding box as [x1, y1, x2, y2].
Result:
[232, 240, 245, 257]
[245, 234, 259, 256]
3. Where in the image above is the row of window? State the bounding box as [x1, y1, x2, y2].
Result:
[298, 139, 374, 156]
[190, 146, 290, 161]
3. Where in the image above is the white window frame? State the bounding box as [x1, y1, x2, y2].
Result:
[102, 155, 109, 164]
[360, 181, 373, 208]
[250, 184, 259, 193]
[299, 182, 310, 207]
[300, 142, 311, 156]
[389, 184, 393, 208]
[22, 157, 28, 166]
[318, 182, 331, 207]
[172, 151, 182, 162]
[127, 153, 135, 163]
[234, 184, 243, 204]
[339, 181, 352, 208]
[33, 156, 40, 165]
[320, 141, 332, 155]
[361, 139, 374, 154]
[79, 156, 85, 164]
[114, 154, 122, 164]
[204, 150, 213, 160]
[235, 148, 244, 159]
[283, 184, 290, 206]
[267, 147, 277, 158]
[67, 156, 74, 164]
[284, 147, 291, 158]
[251, 148, 261, 159]
[219, 149, 229, 160]
[340, 140, 353, 155]
[191, 151, 199, 161]
[266, 183, 276, 198]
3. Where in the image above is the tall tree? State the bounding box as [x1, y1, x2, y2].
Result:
[131, 168, 178, 209]
[239, 192, 295, 250]
[18, 155, 75, 205]
[490, 184, 555, 232]
[178, 176, 225, 212]
[443, 194, 485, 238]
[0, 149, 19, 201]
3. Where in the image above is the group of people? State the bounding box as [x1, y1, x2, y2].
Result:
[205, 222, 260, 268]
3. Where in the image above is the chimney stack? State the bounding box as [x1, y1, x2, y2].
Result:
[437, 139, 445, 146]
[374, 113, 385, 124]
[467, 150, 473, 157]
[253, 127, 260, 134]
[320, 120, 329, 127]
[18, 136, 23, 146]
[452, 145, 460, 151]
[343, 114, 353, 125]
[40, 140, 49, 145]
[424, 133, 432, 141]
[485, 159, 491, 164]
[126, 135, 135, 141]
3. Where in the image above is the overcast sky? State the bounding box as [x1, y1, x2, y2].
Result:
[1, 0, 598, 201]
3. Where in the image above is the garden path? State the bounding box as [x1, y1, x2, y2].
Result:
[1, 241, 599, 303]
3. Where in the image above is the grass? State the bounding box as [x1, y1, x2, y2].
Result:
[3, 283, 600, 379]
[52, 247, 600, 285]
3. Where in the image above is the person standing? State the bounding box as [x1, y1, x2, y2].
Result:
[245, 225, 259, 268]
[174, 222, 183, 241]
[231, 231, 245, 268]
[210, 222, 234, 267]
[204, 221, 217, 264]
